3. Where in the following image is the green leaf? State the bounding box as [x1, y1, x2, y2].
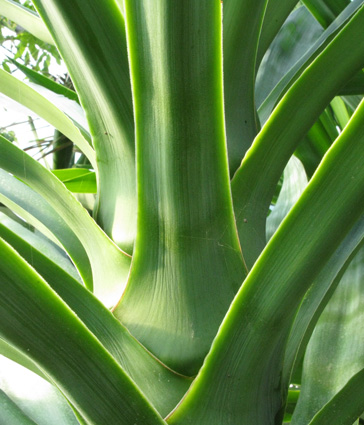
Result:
[257, 0, 299, 66]
[266, 156, 308, 241]
[330, 96, 351, 129]
[340, 70, 364, 95]
[232, 3, 364, 269]
[294, 108, 337, 178]
[0, 389, 38, 425]
[0, 211, 80, 281]
[306, 368, 364, 425]
[0, 238, 167, 425]
[10, 58, 80, 103]
[0, 136, 131, 306]
[52, 169, 96, 193]
[0, 0, 54, 44]
[223, 0, 268, 174]
[25, 81, 90, 142]
[167, 97, 364, 424]
[256, 6, 323, 110]
[258, 0, 364, 124]
[0, 69, 95, 168]
[286, 389, 301, 417]
[291, 245, 364, 424]
[0, 218, 190, 417]
[283, 216, 364, 390]
[114, 0, 246, 376]
[0, 358, 81, 425]
[295, 105, 339, 177]
[32, 0, 136, 253]
[1, 337, 49, 381]
[2, 60, 11, 73]
[302, 0, 351, 28]
[0, 170, 92, 287]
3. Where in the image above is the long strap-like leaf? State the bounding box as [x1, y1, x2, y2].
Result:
[223, 0, 268, 174]
[0, 238, 167, 425]
[303, 0, 350, 27]
[0, 170, 93, 286]
[0, 210, 82, 281]
[167, 98, 364, 425]
[291, 245, 364, 424]
[307, 367, 364, 425]
[283, 217, 364, 389]
[257, 0, 298, 66]
[32, 0, 136, 253]
[0, 69, 95, 168]
[10, 59, 80, 103]
[232, 3, 364, 269]
[258, 0, 364, 124]
[0, 390, 37, 425]
[0, 218, 190, 417]
[0, 136, 130, 307]
[0, 0, 53, 44]
[114, 0, 246, 376]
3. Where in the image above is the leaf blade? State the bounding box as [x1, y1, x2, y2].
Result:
[0, 136, 130, 306]
[232, 3, 364, 268]
[32, 0, 136, 252]
[115, 0, 246, 375]
[0, 69, 95, 168]
[0, 219, 190, 417]
[291, 245, 364, 424]
[0, 0, 54, 44]
[168, 96, 364, 425]
[0, 238, 167, 425]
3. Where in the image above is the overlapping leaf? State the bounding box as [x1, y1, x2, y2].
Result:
[0, 170, 92, 286]
[168, 97, 364, 424]
[223, 0, 268, 174]
[232, 3, 364, 268]
[0, 69, 95, 168]
[115, 0, 246, 375]
[0, 218, 190, 417]
[32, 0, 136, 253]
[0, 136, 130, 306]
[0, 0, 53, 44]
[0, 238, 166, 425]
[291, 246, 364, 424]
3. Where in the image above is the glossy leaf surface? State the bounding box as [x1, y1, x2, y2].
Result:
[232, 3, 364, 268]
[0, 0, 53, 44]
[0, 220, 190, 417]
[0, 238, 166, 425]
[0, 389, 38, 425]
[283, 216, 364, 388]
[266, 156, 308, 241]
[258, 0, 364, 124]
[52, 169, 96, 194]
[0, 170, 92, 286]
[257, 0, 299, 66]
[223, 0, 268, 174]
[0, 136, 130, 306]
[32, 0, 136, 253]
[168, 97, 364, 424]
[292, 246, 364, 424]
[0, 69, 95, 168]
[0, 359, 79, 425]
[115, 0, 246, 375]
[306, 367, 364, 425]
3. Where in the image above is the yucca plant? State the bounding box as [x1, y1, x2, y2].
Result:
[1, 0, 364, 424]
